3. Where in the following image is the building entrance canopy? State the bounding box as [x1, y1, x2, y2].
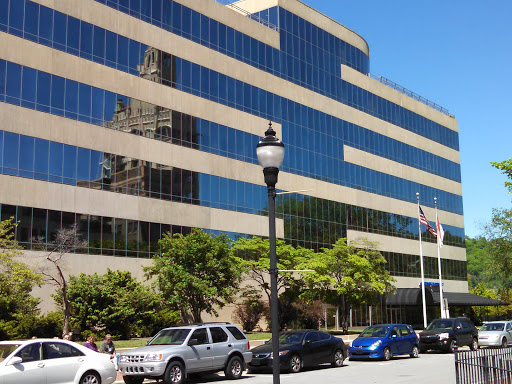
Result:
[386, 288, 508, 307]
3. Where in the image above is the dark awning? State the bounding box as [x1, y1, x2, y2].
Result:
[385, 288, 508, 307]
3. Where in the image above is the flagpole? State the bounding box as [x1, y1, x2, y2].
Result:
[417, 192, 428, 329]
[435, 197, 445, 319]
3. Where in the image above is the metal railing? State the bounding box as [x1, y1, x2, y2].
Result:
[215, 0, 278, 31]
[369, 74, 454, 118]
[454, 346, 512, 384]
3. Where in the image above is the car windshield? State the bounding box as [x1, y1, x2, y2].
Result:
[0, 344, 21, 362]
[426, 320, 454, 330]
[267, 332, 305, 345]
[359, 326, 391, 338]
[148, 329, 191, 345]
[480, 323, 505, 332]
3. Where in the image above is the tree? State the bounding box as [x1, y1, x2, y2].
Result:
[299, 237, 395, 333]
[465, 236, 494, 287]
[34, 224, 87, 336]
[0, 218, 42, 339]
[145, 228, 244, 322]
[231, 236, 315, 305]
[65, 269, 177, 339]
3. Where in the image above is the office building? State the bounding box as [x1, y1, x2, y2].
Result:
[0, 0, 474, 324]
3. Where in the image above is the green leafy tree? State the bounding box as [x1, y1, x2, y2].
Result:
[0, 218, 42, 339]
[231, 237, 315, 305]
[465, 236, 494, 286]
[65, 269, 176, 339]
[299, 237, 395, 333]
[145, 229, 244, 322]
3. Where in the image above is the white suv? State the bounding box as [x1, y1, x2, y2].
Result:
[119, 322, 252, 384]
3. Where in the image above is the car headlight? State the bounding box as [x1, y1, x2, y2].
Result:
[144, 354, 163, 361]
[369, 340, 382, 350]
[438, 333, 450, 340]
[270, 350, 289, 358]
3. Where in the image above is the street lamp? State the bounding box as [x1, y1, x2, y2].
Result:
[256, 121, 284, 384]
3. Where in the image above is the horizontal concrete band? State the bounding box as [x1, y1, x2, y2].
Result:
[0, 103, 463, 228]
[348, 230, 466, 262]
[394, 276, 468, 293]
[344, 146, 462, 196]
[0, 174, 283, 238]
[3, 6, 458, 162]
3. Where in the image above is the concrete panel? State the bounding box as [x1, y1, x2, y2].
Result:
[393, 276, 469, 293]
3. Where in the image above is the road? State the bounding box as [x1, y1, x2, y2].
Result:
[114, 351, 456, 384]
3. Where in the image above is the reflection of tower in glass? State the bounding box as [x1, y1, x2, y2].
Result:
[97, 47, 200, 246]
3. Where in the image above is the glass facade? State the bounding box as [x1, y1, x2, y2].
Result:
[0, 0, 466, 281]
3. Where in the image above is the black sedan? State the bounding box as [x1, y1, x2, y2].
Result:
[248, 330, 347, 373]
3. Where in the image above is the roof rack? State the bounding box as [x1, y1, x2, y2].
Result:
[175, 322, 232, 327]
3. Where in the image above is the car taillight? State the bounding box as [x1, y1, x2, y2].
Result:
[247, 341, 250, 350]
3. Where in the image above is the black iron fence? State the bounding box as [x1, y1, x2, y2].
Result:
[455, 346, 512, 384]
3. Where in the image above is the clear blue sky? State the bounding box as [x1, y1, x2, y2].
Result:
[299, 0, 512, 238]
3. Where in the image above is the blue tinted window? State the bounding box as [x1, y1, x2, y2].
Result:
[78, 84, 91, 121]
[3, 132, 19, 169]
[63, 144, 77, 182]
[65, 79, 79, 114]
[51, 75, 65, 111]
[49, 141, 63, 179]
[67, 17, 80, 53]
[19, 135, 34, 173]
[8, 0, 23, 33]
[53, 11, 67, 48]
[37, 71, 52, 106]
[21, 67, 37, 103]
[6, 62, 21, 99]
[39, 5, 53, 43]
[24, 1, 39, 38]
[34, 138, 49, 176]
[93, 26, 106, 62]
[0, 0, 8, 30]
[80, 22, 93, 58]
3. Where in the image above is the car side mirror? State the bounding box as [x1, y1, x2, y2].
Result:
[6, 357, 23, 366]
[188, 339, 199, 346]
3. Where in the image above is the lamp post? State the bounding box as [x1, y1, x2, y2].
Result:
[256, 121, 284, 384]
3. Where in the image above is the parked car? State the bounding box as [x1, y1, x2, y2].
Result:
[248, 330, 347, 373]
[419, 317, 479, 352]
[0, 338, 116, 384]
[118, 322, 251, 384]
[348, 324, 419, 361]
[478, 321, 512, 348]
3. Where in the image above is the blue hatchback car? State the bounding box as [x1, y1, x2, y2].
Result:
[348, 324, 419, 361]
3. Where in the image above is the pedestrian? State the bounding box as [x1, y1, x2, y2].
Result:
[84, 336, 98, 352]
[99, 334, 116, 358]
[62, 333, 70, 340]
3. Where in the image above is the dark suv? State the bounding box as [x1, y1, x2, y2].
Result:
[419, 317, 478, 353]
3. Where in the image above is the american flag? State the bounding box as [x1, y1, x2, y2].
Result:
[419, 206, 437, 237]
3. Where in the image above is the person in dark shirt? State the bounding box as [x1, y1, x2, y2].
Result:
[99, 334, 116, 357]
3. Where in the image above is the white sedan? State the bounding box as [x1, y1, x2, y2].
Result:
[0, 338, 116, 384]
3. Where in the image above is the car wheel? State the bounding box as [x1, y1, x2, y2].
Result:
[331, 349, 344, 367]
[470, 338, 479, 351]
[224, 356, 243, 380]
[448, 339, 456, 353]
[164, 361, 185, 384]
[289, 354, 302, 373]
[123, 376, 144, 384]
[502, 337, 508, 348]
[80, 371, 101, 384]
[382, 347, 391, 361]
[410, 345, 419, 358]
